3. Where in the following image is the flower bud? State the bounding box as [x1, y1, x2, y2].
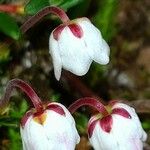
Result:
[49, 17, 110, 80]
[20, 102, 80, 150]
[88, 102, 147, 150]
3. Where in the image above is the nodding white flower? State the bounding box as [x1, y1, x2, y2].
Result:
[88, 102, 147, 150]
[49, 17, 110, 80]
[20, 102, 80, 150]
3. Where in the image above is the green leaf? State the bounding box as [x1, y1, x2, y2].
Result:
[0, 43, 10, 62]
[60, 0, 83, 10]
[8, 128, 22, 150]
[92, 0, 118, 41]
[74, 112, 88, 134]
[25, 0, 83, 15]
[25, 0, 49, 15]
[49, 0, 64, 6]
[0, 13, 20, 40]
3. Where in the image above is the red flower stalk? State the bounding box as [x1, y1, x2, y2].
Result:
[20, 6, 70, 33]
[0, 78, 43, 112]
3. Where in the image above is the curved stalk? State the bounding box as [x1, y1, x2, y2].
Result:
[68, 97, 108, 116]
[20, 6, 70, 33]
[0, 79, 43, 112]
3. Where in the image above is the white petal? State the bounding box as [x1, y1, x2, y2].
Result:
[49, 34, 62, 80]
[77, 18, 110, 64]
[112, 103, 147, 141]
[21, 103, 80, 150]
[57, 26, 92, 76]
[89, 103, 147, 150]
[21, 116, 50, 150]
[89, 122, 119, 150]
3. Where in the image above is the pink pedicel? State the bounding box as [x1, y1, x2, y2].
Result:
[20, 6, 70, 33]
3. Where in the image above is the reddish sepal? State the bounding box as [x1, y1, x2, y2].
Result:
[68, 23, 83, 38]
[112, 108, 131, 119]
[53, 24, 66, 40]
[108, 100, 118, 107]
[46, 104, 65, 116]
[21, 110, 33, 128]
[88, 119, 98, 138]
[100, 115, 112, 133]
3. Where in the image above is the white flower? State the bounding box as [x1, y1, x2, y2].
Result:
[20, 102, 80, 150]
[49, 17, 110, 80]
[88, 102, 147, 150]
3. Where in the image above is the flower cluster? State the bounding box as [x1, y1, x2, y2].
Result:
[0, 6, 147, 150]
[0, 79, 147, 150]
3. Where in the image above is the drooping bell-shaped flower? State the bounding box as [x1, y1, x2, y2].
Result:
[88, 102, 147, 150]
[0, 79, 80, 150]
[49, 17, 110, 80]
[20, 102, 80, 150]
[19, 6, 110, 80]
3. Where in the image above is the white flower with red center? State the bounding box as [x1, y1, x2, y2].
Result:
[21, 102, 80, 150]
[0, 79, 80, 150]
[49, 18, 110, 80]
[20, 6, 110, 81]
[88, 102, 147, 150]
[68, 98, 147, 150]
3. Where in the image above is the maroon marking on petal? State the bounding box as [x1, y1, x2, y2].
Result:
[112, 108, 131, 119]
[53, 24, 66, 40]
[88, 119, 98, 138]
[46, 104, 65, 116]
[21, 110, 33, 128]
[68, 23, 83, 38]
[100, 115, 112, 133]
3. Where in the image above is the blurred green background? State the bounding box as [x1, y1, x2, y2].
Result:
[0, 0, 150, 149]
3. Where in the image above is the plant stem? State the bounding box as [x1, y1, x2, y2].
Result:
[20, 6, 70, 33]
[0, 79, 43, 112]
[68, 97, 108, 116]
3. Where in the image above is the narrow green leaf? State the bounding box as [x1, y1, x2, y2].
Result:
[0, 43, 10, 62]
[49, 0, 64, 6]
[74, 112, 88, 134]
[25, 0, 49, 15]
[92, 0, 118, 41]
[0, 13, 20, 40]
[60, 0, 83, 10]
[25, 0, 83, 15]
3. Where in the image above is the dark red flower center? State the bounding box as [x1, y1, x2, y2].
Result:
[53, 23, 83, 40]
[21, 103, 66, 128]
[88, 107, 131, 138]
